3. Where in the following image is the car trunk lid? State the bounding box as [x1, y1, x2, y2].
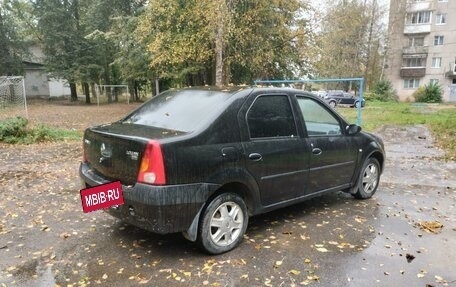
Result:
[83, 123, 185, 185]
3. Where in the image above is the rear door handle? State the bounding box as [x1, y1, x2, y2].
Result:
[248, 153, 262, 161]
[312, 148, 322, 155]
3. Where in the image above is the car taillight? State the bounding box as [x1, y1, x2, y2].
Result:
[137, 140, 166, 185]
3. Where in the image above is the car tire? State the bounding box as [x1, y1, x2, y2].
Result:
[197, 193, 248, 254]
[329, 101, 336, 108]
[354, 101, 360, 108]
[352, 157, 381, 199]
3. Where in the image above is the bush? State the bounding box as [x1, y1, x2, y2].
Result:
[412, 86, 426, 102]
[0, 117, 29, 142]
[0, 117, 80, 144]
[368, 80, 398, 102]
[414, 82, 443, 103]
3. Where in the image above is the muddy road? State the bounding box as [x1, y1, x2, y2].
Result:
[1, 112, 455, 286]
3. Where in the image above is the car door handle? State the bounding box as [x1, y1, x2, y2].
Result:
[312, 148, 322, 155]
[248, 153, 262, 161]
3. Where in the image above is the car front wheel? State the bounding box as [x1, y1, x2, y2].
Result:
[352, 157, 381, 199]
[198, 193, 248, 254]
[329, 101, 336, 108]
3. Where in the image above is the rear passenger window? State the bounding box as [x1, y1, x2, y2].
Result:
[247, 95, 297, 138]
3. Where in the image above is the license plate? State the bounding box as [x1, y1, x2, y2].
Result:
[80, 181, 124, 213]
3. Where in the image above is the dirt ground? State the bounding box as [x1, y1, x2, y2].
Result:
[0, 100, 455, 287]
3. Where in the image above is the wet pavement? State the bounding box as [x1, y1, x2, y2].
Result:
[0, 125, 455, 287]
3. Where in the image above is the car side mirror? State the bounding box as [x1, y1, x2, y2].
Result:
[346, 124, 361, 135]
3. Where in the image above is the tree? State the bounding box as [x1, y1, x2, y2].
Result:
[92, 0, 150, 100]
[34, 0, 88, 101]
[138, 0, 315, 86]
[0, 2, 28, 76]
[228, 0, 314, 83]
[314, 0, 386, 90]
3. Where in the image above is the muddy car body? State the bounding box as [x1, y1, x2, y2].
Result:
[79, 86, 385, 254]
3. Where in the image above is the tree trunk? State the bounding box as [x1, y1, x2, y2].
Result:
[364, 0, 377, 90]
[215, 26, 223, 86]
[155, 78, 159, 96]
[83, 82, 90, 104]
[90, 83, 96, 99]
[70, 83, 78, 101]
[128, 79, 135, 102]
[215, 1, 228, 86]
[134, 81, 139, 101]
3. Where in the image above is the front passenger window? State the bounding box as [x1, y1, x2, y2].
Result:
[297, 97, 342, 136]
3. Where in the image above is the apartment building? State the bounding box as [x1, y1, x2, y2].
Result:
[386, 0, 456, 102]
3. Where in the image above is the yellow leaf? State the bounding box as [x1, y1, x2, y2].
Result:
[316, 247, 329, 253]
[274, 260, 283, 268]
[304, 258, 311, 264]
[288, 269, 301, 275]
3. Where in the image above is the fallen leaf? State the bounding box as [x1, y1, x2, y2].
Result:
[316, 247, 329, 253]
[435, 275, 444, 282]
[406, 253, 415, 263]
[288, 269, 301, 275]
[274, 260, 283, 268]
[416, 221, 443, 234]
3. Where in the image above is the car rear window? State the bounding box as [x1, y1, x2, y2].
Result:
[121, 89, 233, 132]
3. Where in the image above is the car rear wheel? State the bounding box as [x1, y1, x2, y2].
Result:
[352, 157, 380, 199]
[198, 193, 248, 254]
[329, 101, 336, 108]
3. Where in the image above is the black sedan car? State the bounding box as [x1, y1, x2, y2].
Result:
[324, 91, 365, 108]
[80, 87, 384, 254]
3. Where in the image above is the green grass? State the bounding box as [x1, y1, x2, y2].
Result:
[338, 102, 456, 160]
[0, 117, 82, 144]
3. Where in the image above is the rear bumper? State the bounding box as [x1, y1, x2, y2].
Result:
[79, 162, 220, 234]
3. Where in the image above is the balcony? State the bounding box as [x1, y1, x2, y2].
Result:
[402, 46, 428, 55]
[404, 24, 431, 34]
[406, 1, 432, 12]
[400, 67, 426, 77]
[445, 71, 456, 78]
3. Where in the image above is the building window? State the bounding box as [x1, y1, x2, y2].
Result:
[438, 0, 448, 2]
[407, 11, 432, 24]
[434, 36, 444, 45]
[403, 57, 424, 67]
[431, 57, 442, 68]
[436, 13, 447, 24]
[430, 79, 439, 85]
[408, 36, 424, 47]
[404, 79, 420, 89]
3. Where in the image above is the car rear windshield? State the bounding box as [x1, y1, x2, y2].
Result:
[121, 89, 233, 132]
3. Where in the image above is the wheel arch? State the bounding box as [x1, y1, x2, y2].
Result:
[369, 150, 385, 173]
[209, 182, 255, 216]
[184, 169, 260, 242]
